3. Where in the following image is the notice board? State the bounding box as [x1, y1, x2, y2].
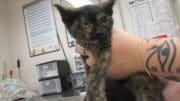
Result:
[23, 0, 60, 56]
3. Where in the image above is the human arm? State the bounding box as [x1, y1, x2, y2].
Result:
[108, 27, 180, 81]
[75, 27, 180, 81]
[142, 37, 180, 81]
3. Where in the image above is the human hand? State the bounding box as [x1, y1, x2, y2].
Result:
[163, 81, 180, 101]
[75, 44, 94, 66]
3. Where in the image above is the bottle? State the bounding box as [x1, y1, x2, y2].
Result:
[2, 62, 7, 80]
[9, 70, 13, 79]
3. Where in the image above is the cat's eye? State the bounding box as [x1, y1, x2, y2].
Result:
[101, 16, 108, 25]
[82, 17, 90, 27]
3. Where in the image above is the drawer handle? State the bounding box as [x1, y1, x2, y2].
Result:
[45, 82, 50, 85]
[43, 66, 48, 69]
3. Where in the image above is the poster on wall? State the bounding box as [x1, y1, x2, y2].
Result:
[23, 0, 60, 57]
[128, 0, 176, 39]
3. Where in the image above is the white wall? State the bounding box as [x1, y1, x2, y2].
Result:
[118, 0, 135, 34]
[174, 0, 180, 25]
[0, 0, 13, 76]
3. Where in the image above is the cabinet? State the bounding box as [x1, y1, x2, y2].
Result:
[37, 60, 72, 96]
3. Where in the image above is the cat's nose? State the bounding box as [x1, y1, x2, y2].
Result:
[96, 32, 106, 38]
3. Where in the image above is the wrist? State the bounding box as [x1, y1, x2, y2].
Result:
[132, 38, 146, 72]
[138, 38, 153, 77]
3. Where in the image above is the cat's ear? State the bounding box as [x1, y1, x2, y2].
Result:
[54, 5, 79, 27]
[100, 0, 115, 16]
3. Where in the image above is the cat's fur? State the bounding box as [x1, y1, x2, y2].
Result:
[55, 0, 164, 101]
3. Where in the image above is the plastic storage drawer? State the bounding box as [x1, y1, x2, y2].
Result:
[39, 78, 62, 95]
[37, 62, 59, 79]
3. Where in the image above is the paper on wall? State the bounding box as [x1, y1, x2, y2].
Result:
[128, 0, 176, 39]
[24, 0, 60, 56]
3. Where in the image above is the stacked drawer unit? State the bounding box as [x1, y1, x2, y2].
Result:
[37, 60, 72, 96]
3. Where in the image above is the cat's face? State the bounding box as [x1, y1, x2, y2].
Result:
[55, 0, 114, 42]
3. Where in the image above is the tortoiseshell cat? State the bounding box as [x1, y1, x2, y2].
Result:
[55, 0, 164, 101]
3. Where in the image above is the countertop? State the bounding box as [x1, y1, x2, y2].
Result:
[32, 89, 86, 101]
[33, 95, 85, 101]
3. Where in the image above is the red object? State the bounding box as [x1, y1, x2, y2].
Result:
[153, 33, 168, 39]
[9, 70, 13, 77]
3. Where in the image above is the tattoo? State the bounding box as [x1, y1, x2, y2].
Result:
[167, 40, 176, 73]
[163, 76, 180, 82]
[146, 39, 176, 73]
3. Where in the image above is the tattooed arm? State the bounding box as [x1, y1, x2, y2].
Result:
[143, 38, 180, 81]
[107, 27, 180, 81]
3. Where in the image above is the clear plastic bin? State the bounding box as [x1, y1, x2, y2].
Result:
[37, 62, 59, 79]
[69, 72, 86, 89]
[39, 78, 62, 95]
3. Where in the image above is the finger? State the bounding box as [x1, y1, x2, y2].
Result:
[75, 44, 85, 55]
[85, 51, 94, 66]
